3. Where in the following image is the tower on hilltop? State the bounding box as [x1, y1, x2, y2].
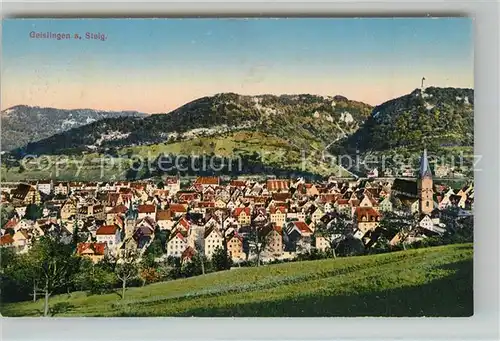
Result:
[417, 149, 433, 215]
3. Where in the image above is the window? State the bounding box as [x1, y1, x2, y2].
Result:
[426, 202, 430, 208]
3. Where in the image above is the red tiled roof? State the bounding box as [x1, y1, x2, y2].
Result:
[233, 207, 251, 217]
[156, 209, 172, 221]
[194, 176, 219, 185]
[293, 221, 312, 234]
[119, 188, 132, 194]
[355, 207, 381, 221]
[198, 201, 215, 208]
[270, 206, 287, 214]
[319, 194, 337, 203]
[337, 199, 349, 205]
[107, 205, 128, 214]
[350, 199, 360, 207]
[96, 225, 119, 235]
[165, 177, 179, 185]
[181, 246, 196, 261]
[169, 204, 187, 213]
[3, 218, 19, 229]
[138, 204, 156, 214]
[274, 225, 283, 233]
[230, 180, 247, 187]
[77, 242, 106, 256]
[0, 234, 14, 245]
[267, 180, 290, 192]
[272, 192, 291, 201]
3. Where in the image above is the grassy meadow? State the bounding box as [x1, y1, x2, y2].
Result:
[1, 243, 473, 317]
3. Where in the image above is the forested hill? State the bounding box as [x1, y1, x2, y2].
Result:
[1, 105, 147, 151]
[15, 93, 373, 156]
[339, 87, 474, 154]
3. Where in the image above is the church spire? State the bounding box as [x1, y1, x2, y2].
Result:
[126, 199, 137, 220]
[419, 148, 432, 178]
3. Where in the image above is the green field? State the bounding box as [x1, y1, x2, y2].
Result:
[1, 244, 473, 317]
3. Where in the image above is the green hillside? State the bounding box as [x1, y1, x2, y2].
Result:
[1, 130, 352, 182]
[1, 243, 473, 317]
[339, 87, 474, 154]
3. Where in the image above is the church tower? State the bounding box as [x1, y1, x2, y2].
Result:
[417, 149, 433, 215]
[125, 199, 138, 237]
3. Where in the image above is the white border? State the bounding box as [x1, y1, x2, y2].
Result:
[1, 1, 499, 341]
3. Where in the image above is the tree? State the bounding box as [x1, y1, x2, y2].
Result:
[71, 220, 80, 250]
[211, 246, 232, 271]
[115, 250, 139, 300]
[0, 204, 15, 229]
[74, 258, 116, 295]
[379, 211, 419, 250]
[194, 240, 206, 275]
[28, 236, 79, 316]
[246, 225, 268, 266]
[24, 204, 43, 221]
[314, 213, 353, 259]
[157, 181, 165, 189]
[336, 236, 365, 257]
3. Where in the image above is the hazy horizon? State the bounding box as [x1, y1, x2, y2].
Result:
[2, 18, 474, 112]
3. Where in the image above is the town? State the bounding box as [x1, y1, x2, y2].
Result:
[1, 150, 474, 266]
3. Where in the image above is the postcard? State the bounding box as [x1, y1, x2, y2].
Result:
[0, 18, 473, 317]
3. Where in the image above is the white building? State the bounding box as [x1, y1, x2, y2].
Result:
[95, 225, 121, 249]
[166, 231, 188, 258]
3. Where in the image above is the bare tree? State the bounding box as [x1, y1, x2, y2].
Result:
[115, 250, 139, 300]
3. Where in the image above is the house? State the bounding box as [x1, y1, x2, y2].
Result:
[95, 225, 121, 248]
[181, 246, 197, 264]
[11, 183, 41, 205]
[60, 199, 77, 221]
[36, 180, 53, 196]
[315, 236, 331, 252]
[379, 196, 393, 212]
[53, 182, 69, 196]
[169, 203, 188, 217]
[269, 206, 286, 226]
[12, 229, 31, 250]
[77, 242, 107, 263]
[359, 194, 377, 208]
[230, 180, 247, 189]
[166, 230, 188, 258]
[335, 199, 351, 216]
[156, 209, 174, 230]
[164, 176, 181, 194]
[194, 176, 219, 189]
[227, 233, 244, 262]
[354, 207, 381, 236]
[310, 207, 324, 223]
[283, 221, 313, 253]
[286, 208, 306, 222]
[106, 205, 128, 225]
[78, 204, 105, 220]
[204, 225, 224, 259]
[262, 225, 283, 258]
[14, 206, 27, 218]
[233, 207, 252, 226]
[266, 179, 290, 193]
[0, 234, 15, 248]
[137, 204, 156, 220]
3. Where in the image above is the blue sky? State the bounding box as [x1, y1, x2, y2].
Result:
[1, 18, 473, 112]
